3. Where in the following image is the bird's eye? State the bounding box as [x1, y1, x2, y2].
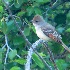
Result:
[35, 20, 39, 22]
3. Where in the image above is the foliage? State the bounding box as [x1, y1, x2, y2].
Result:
[0, 0, 70, 70]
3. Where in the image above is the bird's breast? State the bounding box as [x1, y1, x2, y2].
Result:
[35, 27, 50, 41]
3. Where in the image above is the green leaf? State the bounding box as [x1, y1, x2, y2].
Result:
[0, 6, 3, 13]
[14, 58, 26, 65]
[67, 54, 70, 58]
[17, 11, 25, 17]
[10, 66, 21, 70]
[0, 13, 2, 18]
[34, 8, 41, 15]
[6, 20, 14, 33]
[1, 21, 8, 34]
[9, 49, 17, 60]
[39, 52, 46, 57]
[0, 48, 3, 64]
[13, 36, 24, 45]
[0, 35, 3, 38]
[14, 0, 24, 8]
[31, 25, 36, 33]
[66, 28, 70, 32]
[32, 53, 44, 68]
[56, 59, 68, 70]
[27, 7, 34, 16]
[24, 27, 30, 36]
[67, 11, 70, 22]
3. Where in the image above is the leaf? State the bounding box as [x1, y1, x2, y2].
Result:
[32, 53, 44, 68]
[0, 6, 3, 13]
[6, 20, 14, 33]
[0, 48, 3, 64]
[56, 59, 68, 70]
[39, 52, 46, 57]
[31, 25, 36, 33]
[34, 8, 41, 15]
[67, 54, 70, 58]
[24, 27, 30, 36]
[10, 66, 21, 70]
[66, 28, 70, 32]
[1, 21, 8, 34]
[13, 36, 24, 45]
[9, 49, 17, 60]
[67, 11, 70, 22]
[27, 7, 34, 16]
[17, 11, 25, 17]
[14, 58, 26, 65]
[14, 0, 24, 8]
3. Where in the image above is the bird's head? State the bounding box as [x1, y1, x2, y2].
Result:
[32, 15, 45, 27]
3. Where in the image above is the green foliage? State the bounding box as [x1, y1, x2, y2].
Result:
[10, 66, 21, 70]
[32, 53, 44, 68]
[0, 6, 3, 13]
[9, 49, 17, 60]
[56, 59, 68, 70]
[14, 58, 26, 65]
[0, 0, 70, 70]
[66, 28, 70, 32]
[13, 36, 24, 45]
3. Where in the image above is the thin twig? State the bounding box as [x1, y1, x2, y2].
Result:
[4, 34, 9, 64]
[43, 41, 58, 70]
[2, 44, 6, 49]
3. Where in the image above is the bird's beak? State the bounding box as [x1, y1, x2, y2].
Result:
[30, 20, 33, 23]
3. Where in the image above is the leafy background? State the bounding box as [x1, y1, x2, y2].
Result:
[0, 0, 70, 70]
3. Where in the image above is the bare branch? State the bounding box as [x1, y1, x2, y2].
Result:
[4, 34, 9, 64]
[2, 44, 6, 49]
[25, 39, 52, 70]
[43, 41, 58, 70]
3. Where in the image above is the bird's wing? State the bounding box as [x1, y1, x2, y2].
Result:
[41, 25, 62, 44]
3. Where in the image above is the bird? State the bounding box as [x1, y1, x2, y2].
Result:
[31, 14, 70, 52]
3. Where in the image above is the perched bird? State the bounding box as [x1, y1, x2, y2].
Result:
[32, 15, 70, 52]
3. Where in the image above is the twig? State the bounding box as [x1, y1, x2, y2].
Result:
[2, 1, 52, 70]
[43, 41, 58, 70]
[2, 44, 6, 49]
[46, 0, 68, 13]
[4, 34, 21, 63]
[4, 34, 9, 64]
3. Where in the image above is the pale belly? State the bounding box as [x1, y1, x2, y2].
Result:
[35, 27, 50, 41]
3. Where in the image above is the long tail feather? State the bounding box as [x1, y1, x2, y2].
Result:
[60, 39, 70, 52]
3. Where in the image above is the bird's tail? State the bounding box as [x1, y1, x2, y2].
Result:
[60, 39, 70, 52]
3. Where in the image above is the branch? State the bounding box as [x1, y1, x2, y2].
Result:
[46, 0, 68, 13]
[25, 39, 52, 70]
[4, 35, 21, 64]
[43, 41, 58, 70]
[4, 34, 9, 64]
